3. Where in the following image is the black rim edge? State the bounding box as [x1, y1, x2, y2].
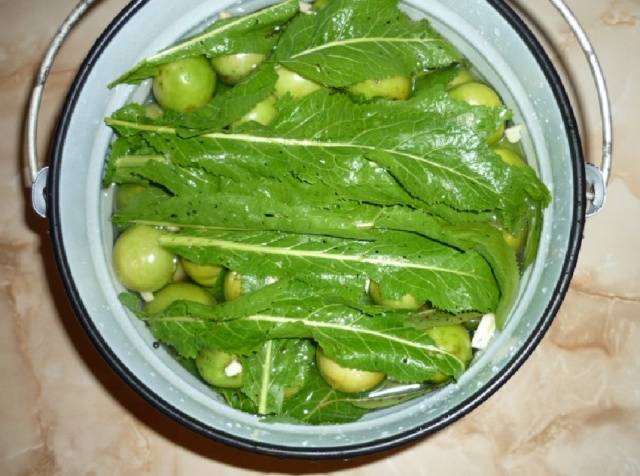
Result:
[47, 0, 586, 460]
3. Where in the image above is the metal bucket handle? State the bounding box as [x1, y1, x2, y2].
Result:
[26, 0, 612, 218]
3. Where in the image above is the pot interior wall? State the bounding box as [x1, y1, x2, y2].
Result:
[52, 0, 580, 454]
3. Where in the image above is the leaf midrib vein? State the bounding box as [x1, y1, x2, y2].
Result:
[289, 37, 443, 59]
[159, 234, 477, 277]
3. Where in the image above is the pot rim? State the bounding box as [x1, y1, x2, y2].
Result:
[47, 0, 586, 459]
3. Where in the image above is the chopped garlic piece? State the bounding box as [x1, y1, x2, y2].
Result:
[224, 360, 243, 377]
[471, 313, 496, 350]
[355, 221, 375, 229]
[505, 124, 524, 143]
[299, 1, 313, 13]
[140, 292, 155, 303]
[218, 10, 232, 19]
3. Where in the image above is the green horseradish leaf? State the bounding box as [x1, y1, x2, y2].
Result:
[158, 229, 499, 314]
[138, 287, 466, 382]
[110, 0, 299, 86]
[276, 0, 462, 87]
[106, 87, 549, 217]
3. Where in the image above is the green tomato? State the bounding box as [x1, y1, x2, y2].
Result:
[211, 53, 266, 85]
[316, 348, 385, 393]
[502, 229, 525, 252]
[348, 76, 412, 101]
[144, 103, 164, 119]
[181, 259, 224, 287]
[223, 271, 277, 301]
[425, 325, 473, 383]
[489, 126, 506, 146]
[172, 259, 186, 282]
[369, 281, 422, 310]
[283, 385, 303, 399]
[234, 95, 277, 126]
[449, 82, 505, 144]
[274, 66, 321, 99]
[223, 271, 243, 301]
[152, 56, 216, 112]
[196, 349, 243, 388]
[447, 69, 475, 89]
[115, 183, 146, 210]
[112, 225, 175, 292]
[493, 147, 526, 167]
[449, 81, 502, 107]
[144, 282, 215, 314]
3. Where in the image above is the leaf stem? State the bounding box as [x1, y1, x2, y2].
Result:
[115, 155, 168, 168]
[258, 340, 274, 414]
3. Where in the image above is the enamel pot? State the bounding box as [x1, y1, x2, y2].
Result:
[27, 0, 612, 459]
